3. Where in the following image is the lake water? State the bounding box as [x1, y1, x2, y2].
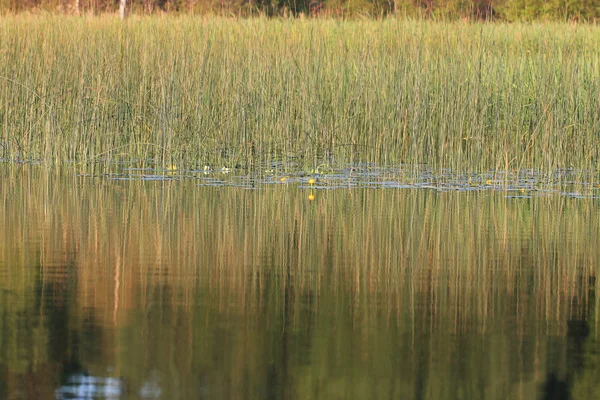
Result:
[1, 165, 599, 399]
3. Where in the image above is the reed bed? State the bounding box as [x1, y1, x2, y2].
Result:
[1, 16, 600, 179]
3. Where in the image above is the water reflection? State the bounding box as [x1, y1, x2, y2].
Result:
[55, 373, 125, 400]
[0, 165, 599, 399]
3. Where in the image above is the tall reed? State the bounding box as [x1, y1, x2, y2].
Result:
[1, 16, 599, 179]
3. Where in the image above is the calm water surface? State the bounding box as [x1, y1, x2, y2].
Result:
[1, 165, 599, 399]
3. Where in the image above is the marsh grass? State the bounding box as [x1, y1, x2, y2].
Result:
[1, 16, 600, 180]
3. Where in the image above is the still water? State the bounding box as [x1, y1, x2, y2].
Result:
[1, 165, 599, 399]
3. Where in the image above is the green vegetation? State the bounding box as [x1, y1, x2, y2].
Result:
[2, 0, 600, 20]
[1, 16, 600, 180]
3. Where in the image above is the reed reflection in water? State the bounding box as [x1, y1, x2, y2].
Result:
[0, 165, 599, 399]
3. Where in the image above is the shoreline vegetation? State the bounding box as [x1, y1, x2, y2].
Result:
[1, 16, 599, 183]
[2, 0, 600, 21]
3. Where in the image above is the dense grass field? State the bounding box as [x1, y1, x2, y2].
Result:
[1, 16, 599, 179]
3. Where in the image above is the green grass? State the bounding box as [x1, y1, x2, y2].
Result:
[1, 15, 600, 180]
